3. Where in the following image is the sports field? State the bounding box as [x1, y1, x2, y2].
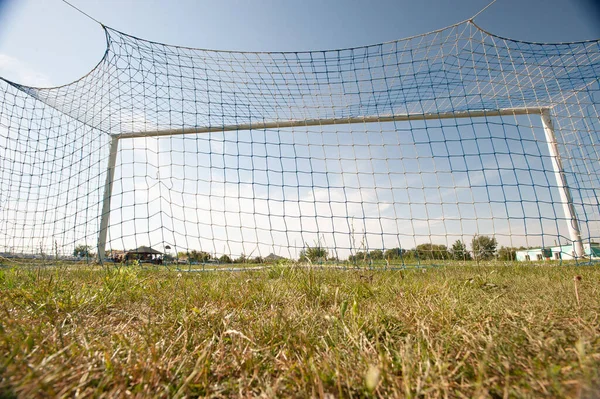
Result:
[0, 262, 598, 397]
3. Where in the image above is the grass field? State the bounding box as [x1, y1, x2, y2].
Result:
[1, 262, 599, 398]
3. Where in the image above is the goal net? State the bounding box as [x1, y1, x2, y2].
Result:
[1, 20, 599, 264]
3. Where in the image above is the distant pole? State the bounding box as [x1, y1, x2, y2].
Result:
[97, 136, 120, 264]
[540, 109, 585, 258]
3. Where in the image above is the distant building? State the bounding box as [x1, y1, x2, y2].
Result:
[516, 243, 600, 261]
[125, 246, 163, 263]
[108, 249, 126, 262]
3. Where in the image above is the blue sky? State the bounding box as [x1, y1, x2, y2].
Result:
[0, 0, 599, 87]
[0, 0, 598, 259]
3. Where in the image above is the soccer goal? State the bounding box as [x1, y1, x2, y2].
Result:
[0, 20, 598, 264]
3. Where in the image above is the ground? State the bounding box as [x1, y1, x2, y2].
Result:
[0, 262, 599, 398]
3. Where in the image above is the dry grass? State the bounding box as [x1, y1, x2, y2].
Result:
[0, 263, 599, 398]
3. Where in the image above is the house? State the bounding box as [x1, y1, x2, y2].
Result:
[516, 243, 600, 261]
[125, 246, 163, 264]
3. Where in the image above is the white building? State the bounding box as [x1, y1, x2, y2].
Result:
[516, 243, 600, 261]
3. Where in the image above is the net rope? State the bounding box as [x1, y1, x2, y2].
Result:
[1, 20, 598, 264]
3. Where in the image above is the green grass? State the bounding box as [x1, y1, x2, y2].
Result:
[0, 263, 599, 397]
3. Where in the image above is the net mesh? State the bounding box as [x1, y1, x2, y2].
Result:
[1, 20, 599, 263]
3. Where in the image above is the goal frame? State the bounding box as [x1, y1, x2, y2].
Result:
[96, 106, 585, 263]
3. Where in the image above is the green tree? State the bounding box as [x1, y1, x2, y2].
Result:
[451, 240, 472, 260]
[234, 254, 247, 264]
[497, 246, 517, 261]
[396, 249, 417, 261]
[348, 251, 366, 263]
[219, 254, 232, 263]
[73, 244, 92, 258]
[384, 248, 406, 260]
[188, 250, 211, 263]
[369, 249, 384, 260]
[415, 243, 450, 260]
[471, 235, 497, 260]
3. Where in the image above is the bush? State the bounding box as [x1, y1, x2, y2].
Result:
[299, 244, 328, 263]
[471, 235, 497, 260]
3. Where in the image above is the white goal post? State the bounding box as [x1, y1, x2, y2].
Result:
[96, 107, 586, 263]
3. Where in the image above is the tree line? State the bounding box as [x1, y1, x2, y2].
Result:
[178, 250, 269, 264]
[291, 235, 521, 263]
[77, 234, 523, 264]
[347, 235, 523, 263]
